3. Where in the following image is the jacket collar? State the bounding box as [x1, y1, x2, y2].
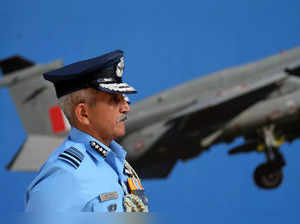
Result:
[68, 127, 126, 163]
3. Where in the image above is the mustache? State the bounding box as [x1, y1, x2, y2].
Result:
[117, 114, 127, 123]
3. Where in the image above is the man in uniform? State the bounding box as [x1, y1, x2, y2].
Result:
[25, 50, 148, 212]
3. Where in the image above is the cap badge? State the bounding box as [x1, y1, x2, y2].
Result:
[116, 57, 124, 78]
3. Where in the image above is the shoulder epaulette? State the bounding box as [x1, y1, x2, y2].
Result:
[58, 147, 84, 169]
[90, 141, 108, 157]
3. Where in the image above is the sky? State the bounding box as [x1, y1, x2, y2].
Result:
[1, 0, 300, 223]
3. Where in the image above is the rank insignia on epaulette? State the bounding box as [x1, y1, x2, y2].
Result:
[58, 147, 84, 169]
[90, 141, 108, 157]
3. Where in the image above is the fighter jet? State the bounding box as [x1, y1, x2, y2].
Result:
[122, 46, 300, 189]
[3, 47, 300, 189]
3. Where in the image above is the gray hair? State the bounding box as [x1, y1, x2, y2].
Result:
[58, 88, 97, 126]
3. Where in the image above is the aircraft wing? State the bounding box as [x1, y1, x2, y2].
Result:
[170, 72, 287, 121]
[128, 71, 288, 178]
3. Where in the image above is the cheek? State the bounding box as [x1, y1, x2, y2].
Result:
[89, 109, 111, 130]
[94, 107, 115, 123]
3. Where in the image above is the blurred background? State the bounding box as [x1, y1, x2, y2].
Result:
[1, 0, 300, 223]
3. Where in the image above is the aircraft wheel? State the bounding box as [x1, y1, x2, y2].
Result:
[253, 162, 283, 189]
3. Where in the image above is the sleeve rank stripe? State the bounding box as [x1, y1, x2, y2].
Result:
[58, 156, 79, 169]
[64, 150, 82, 162]
[58, 154, 80, 168]
[67, 147, 83, 160]
[61, 152, 81, 164]
[68, 147, 84, 161]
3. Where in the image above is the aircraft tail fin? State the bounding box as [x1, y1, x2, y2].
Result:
[2, 56, 68, 136]
[0, 55, 35, 75]
[1, 56, 68, 172]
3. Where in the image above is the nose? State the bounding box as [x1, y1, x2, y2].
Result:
[120, 99, 131, 113]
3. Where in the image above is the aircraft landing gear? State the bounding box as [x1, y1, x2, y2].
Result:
[254, 147, 285, 189]
[254, 125, 286, 189]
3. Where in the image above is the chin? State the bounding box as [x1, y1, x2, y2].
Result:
[118, 131, 126, 137]
[115, 129, 126, 138]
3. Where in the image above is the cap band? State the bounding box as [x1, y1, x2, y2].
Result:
[98, 83, 136, 93]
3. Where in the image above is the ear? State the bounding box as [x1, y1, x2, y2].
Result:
[74, 103, 90, 126]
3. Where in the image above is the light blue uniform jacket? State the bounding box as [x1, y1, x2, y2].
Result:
[25, 127, 129, 212]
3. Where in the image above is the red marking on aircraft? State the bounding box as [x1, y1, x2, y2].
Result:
[49, 105, 67, 134]
[135, 141, 144, 152]
[265, 110, 281, 121]
[288, 105, 296, 113]
[233, 124, 241, 131]
[241, 83, 247, 88]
